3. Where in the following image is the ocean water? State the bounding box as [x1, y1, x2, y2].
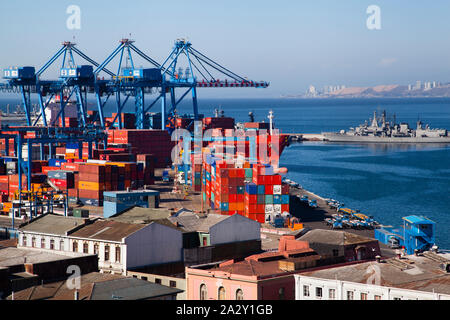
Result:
[1, 96, 450, 248]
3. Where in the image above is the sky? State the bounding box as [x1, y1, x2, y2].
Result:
[1, 0, 450, 98]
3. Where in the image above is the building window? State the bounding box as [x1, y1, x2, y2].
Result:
[155, 278, 161, 284]
[41, 238, 45, 249]
[115, 246, 121, 263]
[329, 289, 336, 300]
[170, 281, 177, 288]
[104, 245, 110, 261]
[279, 287, 285, 300]
[50, 239, 55, 250]
[347, 291, 354, 300]
[332, 249, 339, 257]
[374, 295, 382, 300]
[31, 237, 36, 248]
[94, 243, 99, 255]
[236, 289, 244, 300]
[141, 276, 148, 281]
[393, 297, 401, 301]
[23, 236, 28, 247]
[60, 240, 64, 251]
[83, 242, 89, 254]
[316, 287, 323, 298]
[303, 285, 310, 297]
[73, 241, 78, 252]
[361, 292, 368, 300]
[218, 287, 226, 300]
[200, 284, 207, 300]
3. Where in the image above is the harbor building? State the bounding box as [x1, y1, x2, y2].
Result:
[297, 229, 381, 262]
[294, 250, 450, 300]
[169, 212, 262, 266]
[16, 214, 184, 275]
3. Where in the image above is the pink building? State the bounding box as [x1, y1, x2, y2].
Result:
[185, 237, 319, 300]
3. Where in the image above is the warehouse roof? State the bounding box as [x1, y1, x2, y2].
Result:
[168, 213, 229, 233]
[19, 214, 90, 236]
[298, 253, 450, 295]
[6, 272, 124, 300]
[90, 277, 183, 300]
[192, 248, 320, 279]
[0, 247, 87, 267]
[69, 220, 146, 242]
[109, 206, 172, 224]
[298, 229, 376, 246]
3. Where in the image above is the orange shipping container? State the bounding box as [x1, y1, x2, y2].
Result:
[78, 181, 104, 191]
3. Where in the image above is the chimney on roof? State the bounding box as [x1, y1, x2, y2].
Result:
[127, 187, 131, 192]
[431, 245, 439, 253]
[375, 255, 381, 263]
[74, 290, 79, 300]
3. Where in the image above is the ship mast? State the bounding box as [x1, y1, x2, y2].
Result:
[268, 110, 274, 135]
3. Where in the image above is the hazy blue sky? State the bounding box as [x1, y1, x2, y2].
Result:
[1, 1, 450, 98]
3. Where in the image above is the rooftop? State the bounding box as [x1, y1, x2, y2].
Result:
[190, 248, 320, 279]
[298, 252, 450, 295]
[103, 189, 159, 196]
[90, 277, 183, 300]
[0, 247, 87, 267]
[168, 213, 229, 233]
[7, 272, 124, 300]
[19, 214, 90, 236]
[297, 229, 376, 246]
[403, 215, 435, 225]
[69, 219, 146, 242]
[109, 206, 172, 224]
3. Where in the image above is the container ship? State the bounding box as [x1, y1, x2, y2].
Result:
[322, 110, 450, 143]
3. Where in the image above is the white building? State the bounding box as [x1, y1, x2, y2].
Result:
[17, 214, 184, 275]
[18, 214, 90, 253]
[294, 254, 450, 300]
[68, 219, 184, 274]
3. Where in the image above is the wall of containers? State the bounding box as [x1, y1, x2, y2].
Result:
[0, 113, 177, 212]
[188, 121, 290, 224]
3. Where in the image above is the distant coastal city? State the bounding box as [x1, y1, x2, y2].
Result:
[287, 80, 450, 98]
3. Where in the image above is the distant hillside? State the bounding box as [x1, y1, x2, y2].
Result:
[290, 83, 450, 98]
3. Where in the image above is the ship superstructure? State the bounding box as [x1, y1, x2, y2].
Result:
[322, 110, 450, 143]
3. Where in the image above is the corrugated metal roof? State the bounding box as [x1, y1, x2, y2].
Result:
[109, 206, 172, 224]
[0, 247, 89, 267]
[299, 254, 450, 295]
[90, 277, 182, 300]
[69, 220, 146, 242]
[19, 214, 88, 236]
[7, 272, 124, 300]
[168, 213, 229, 233]
[403, 215, 435, 225]
[298, 229, 375, 246]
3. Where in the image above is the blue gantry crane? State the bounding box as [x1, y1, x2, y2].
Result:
[93, 38, 164, 130]
[2, 38, 269, 132]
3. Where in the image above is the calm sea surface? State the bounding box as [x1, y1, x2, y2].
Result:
[1, 97, 450, 248]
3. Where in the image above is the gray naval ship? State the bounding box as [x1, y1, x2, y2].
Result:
[322, 110, 450, 143]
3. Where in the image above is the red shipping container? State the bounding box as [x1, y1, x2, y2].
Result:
[265, 185, 273, 195]
[273, 175, 282, 185]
